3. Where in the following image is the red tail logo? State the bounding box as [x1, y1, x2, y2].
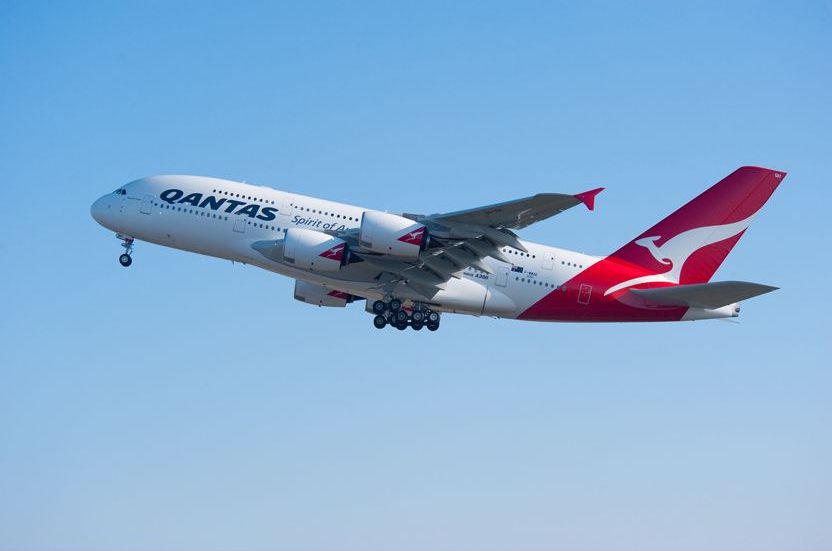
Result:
[605, 214, 755, 295]
[606, 166, 785, 291]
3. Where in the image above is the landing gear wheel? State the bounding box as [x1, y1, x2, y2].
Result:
[412, 322, 423, 331]
[372, 300, 387, 314]
[389, 298, 402, 312]
[117, 235, 135, 267]
[427, 322, 439, 331]
[394, 310, 408, 324]
[395, 322, 408, 331]
[411, 311, 425, 323]
[373, 315, 387, 329]
[427, 311, 440, 323]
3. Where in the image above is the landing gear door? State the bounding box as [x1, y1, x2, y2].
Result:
[140, 194, 153, 215]
[233, 216, 246, 233]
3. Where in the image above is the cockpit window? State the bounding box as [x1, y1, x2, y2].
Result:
[113, 188, 126, 195]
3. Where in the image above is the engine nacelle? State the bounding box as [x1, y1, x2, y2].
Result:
[294, 280, 354, 307]
[359, 211, 426, 259]
[283, 228, 348, 272]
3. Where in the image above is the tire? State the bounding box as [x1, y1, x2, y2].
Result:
[119, 253, 132, 267]
[411, 322, 423, 331]
[389, 298, 402, 312]
[427, 311, 440, 323]
[395, 310, 408, 324]
[373, 315, 387, 329]
[395, 322, 408, 330]
[411, 311, 425, 323]
[372, 300, 387, 314]
[427, 322, 439, 331]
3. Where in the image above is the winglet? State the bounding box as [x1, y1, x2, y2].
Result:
[574, 187, 604, 211]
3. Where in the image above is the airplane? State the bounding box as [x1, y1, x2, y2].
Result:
[90, 166, 785, 332]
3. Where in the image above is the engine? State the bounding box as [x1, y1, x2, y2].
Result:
[294, 280, 354, 307]
[283, 227, 348, 272]
[359, 211, 427, 259]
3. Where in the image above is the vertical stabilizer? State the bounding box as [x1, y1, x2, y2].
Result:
[606, 166, 785, 292]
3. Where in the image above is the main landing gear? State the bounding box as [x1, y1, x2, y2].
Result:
[371, 299, 441, 332]
[117, 234, 134, 267]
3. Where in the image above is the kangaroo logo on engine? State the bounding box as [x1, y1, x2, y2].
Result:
[398, 227, 425, 246]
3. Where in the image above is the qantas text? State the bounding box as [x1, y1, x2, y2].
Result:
[160, 189, 277, 221]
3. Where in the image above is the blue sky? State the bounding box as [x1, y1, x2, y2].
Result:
[1, 1, 830, 549]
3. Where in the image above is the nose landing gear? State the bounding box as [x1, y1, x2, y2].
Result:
[370, 299, 441, 332]
[117, 234, 134, 267]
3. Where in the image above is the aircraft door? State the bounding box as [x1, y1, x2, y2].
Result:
[140, 194, 153, 215]
[541, 253, 554, 270]
[495, 266, 509, 287]
[278, 197, 293, 225]
[578, 284, 592, 305]
[233, 216, 247, 233]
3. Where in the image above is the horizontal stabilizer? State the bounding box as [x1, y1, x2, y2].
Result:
[629, 280, 778, 309]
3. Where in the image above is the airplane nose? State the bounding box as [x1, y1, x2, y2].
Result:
[90, 195, 111, 227]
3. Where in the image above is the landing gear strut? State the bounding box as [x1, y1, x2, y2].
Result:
[117, 234, 134, 267]
[370, 299, 441, 332]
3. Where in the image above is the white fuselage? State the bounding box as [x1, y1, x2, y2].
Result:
[91, 175, 599, 319]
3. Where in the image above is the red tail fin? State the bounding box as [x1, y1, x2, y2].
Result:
[609, 166, 786, 286]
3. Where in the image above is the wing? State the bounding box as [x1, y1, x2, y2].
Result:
[351, 188, 604, 300]
[411, 188, 604, 231]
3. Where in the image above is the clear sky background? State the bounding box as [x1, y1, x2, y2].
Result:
[1, 1, 830, 550]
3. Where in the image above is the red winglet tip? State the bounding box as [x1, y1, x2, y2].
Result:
[575, 187, 604, 211]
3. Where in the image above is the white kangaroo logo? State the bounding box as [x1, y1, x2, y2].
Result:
[604, 213, 756, 296]
[400, 228, 424, 243]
